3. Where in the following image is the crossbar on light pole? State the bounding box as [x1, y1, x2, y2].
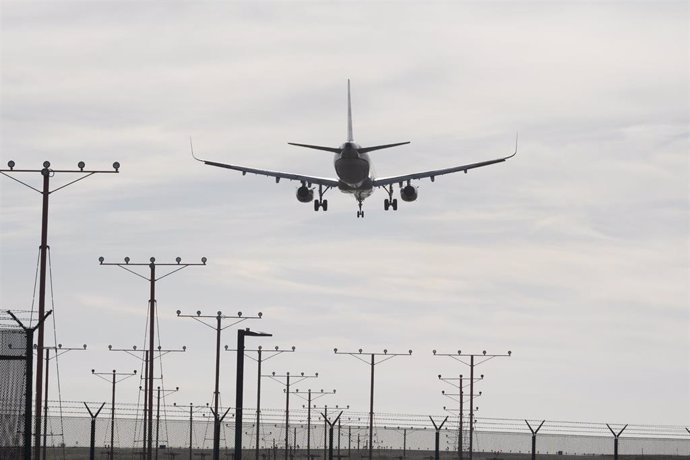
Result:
[1, 160, 119, 457]
[334, 348, 412, 460]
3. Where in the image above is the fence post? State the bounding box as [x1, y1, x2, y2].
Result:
[430, 416, 449, 460]
[84, 403, 106, 460]
[524, 421, 545, 460]
[606, 424, 627, 460]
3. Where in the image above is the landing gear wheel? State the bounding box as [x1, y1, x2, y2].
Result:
[322, 199, 328, 211]
[314, 200, 320, 211]
[392, 199, 398, 211]
[384, 199, 390, 211]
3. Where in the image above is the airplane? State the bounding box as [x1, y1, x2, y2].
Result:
[192, 80, 517, 218]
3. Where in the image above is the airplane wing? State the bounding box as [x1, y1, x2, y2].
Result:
[198, 158, 341, 187]
[372, 137, 518, 188]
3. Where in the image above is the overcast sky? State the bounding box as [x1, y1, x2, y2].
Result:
[1, 1, 688, 428]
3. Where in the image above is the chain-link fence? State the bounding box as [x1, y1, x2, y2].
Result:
[0, 327, 29, 460]
[29, 402, 690, 459]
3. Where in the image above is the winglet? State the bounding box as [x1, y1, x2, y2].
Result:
[190, 137, 203, 162]
[506, 132, 518, 159]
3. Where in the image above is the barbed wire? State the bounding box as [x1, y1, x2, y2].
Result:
[5, 399, 685, 440]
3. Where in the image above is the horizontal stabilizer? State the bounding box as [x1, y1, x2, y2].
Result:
[288, 142, 341, 153]
[359, 141, 411, 154]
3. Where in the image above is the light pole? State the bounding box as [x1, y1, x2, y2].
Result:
[154, 386, 180, 460]
[100, 256, 206, 460]
[438, 373, 483, 460]
[173, 402, 209, 460]
[265, 371, 318, 460]
[310, 404, 347, 460]
[433, 349, 511, 460]
[234, 329, 273, 460]
[1, 159, 119, 456]
[334, 348, 412, 460]
[225, 344, 295, 460]
[92, 369, 137, 460]
[382, 425, 411, 459]
[294, 389, 336, 460]
[177, 310, 262, 460]
[108, 343, 186, 452]
[39, 343, 87, 460]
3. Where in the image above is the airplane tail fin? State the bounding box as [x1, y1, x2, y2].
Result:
[359, 141, 411, 154]
[347, 79, 354, 142]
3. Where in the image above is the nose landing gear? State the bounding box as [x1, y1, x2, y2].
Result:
[356, 200, 365, 218]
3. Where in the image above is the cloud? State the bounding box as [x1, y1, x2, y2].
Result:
[1, 1, 687, 426]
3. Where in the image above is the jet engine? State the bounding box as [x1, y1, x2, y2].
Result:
[296, 185, 314, 203]
[400, 185, 418, 202]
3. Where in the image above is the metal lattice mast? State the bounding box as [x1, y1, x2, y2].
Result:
[1, 160, 119, 456]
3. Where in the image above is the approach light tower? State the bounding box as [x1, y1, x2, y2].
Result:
[293, 388, 336, 460]
[433, 350, 511, 460]
[224, 344, 295, 460]
[99, 256, 206, 460]
[233, 328, 273, 460]
[39, 343, 87, 460]
[0, 160, 119, 456]
[177, 310, 262, 460]
[438, 373, 483, 460]
[107, 343, 186, 455]
[333, 348, 412, 460]
[264, 371, 319, 460]
[91, 368, 138, 460]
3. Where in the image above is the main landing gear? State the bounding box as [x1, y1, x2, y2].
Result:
[383, 185, 398, 211]
[356, 200, 365, 218]
[313, 184, 330, 212]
